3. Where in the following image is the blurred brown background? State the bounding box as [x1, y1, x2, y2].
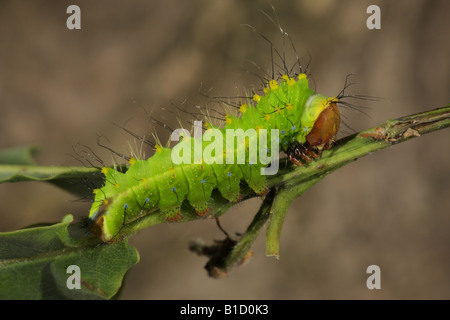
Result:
[0, 0, 449, 299]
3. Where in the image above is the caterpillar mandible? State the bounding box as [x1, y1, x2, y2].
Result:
[88, 25, 342, 243]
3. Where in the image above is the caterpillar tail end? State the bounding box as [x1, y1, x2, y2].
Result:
[88, 202, 114, 242]
[89, 215, 104, 239]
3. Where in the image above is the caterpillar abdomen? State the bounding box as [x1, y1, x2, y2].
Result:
[89, 73, 340, 242]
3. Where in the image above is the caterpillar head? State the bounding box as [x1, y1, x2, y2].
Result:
[299, 94, 340, 149]
[306, 100, 340, 148]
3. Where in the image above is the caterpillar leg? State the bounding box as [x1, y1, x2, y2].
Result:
[257, 186, 269, 197]
[288, 152, 304, 167]
[164, 206, 182, 222]
[288, 137, 339, 167]
[192, 202, 211, 217]
[288, 143, 314, 166]
[196, 208, 211, 217]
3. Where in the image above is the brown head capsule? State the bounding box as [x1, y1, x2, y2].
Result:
[306, 102, 340, 147]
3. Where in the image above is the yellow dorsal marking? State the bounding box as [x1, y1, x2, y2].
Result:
[264, 114, 271, 120]
[322, 97, 338, 109]
[275, 107, 282, 114]
[155, 144, 162, 153]
[103, 198, 109, 205]
[269, 80, 279, 89]
[253, 94, 261, 102]
[225, 114, 232, 124]
[282, 74, 296, 86]
[286, 103, 293, 111]
[239, 104, 247, 113]
[93, 188, 99, 195]
[298, 73, 307, 80]
[329, 97, 339, 103]
[101, 167, 108, 175]
[263, 87, 270, 94]
[129, 157, 136, 165]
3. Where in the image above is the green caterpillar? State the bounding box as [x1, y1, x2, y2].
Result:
[88, 72, 341, 242]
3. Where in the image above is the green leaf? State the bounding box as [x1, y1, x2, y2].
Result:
[0, 144, 129, 197]
[0, 145, 104, 197]
[0, 146, 40, 165]
[0, 164, 103, 197]
[0, 215, 139, 300]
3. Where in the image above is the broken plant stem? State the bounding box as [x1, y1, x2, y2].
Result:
[265, 175, 324, 259]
